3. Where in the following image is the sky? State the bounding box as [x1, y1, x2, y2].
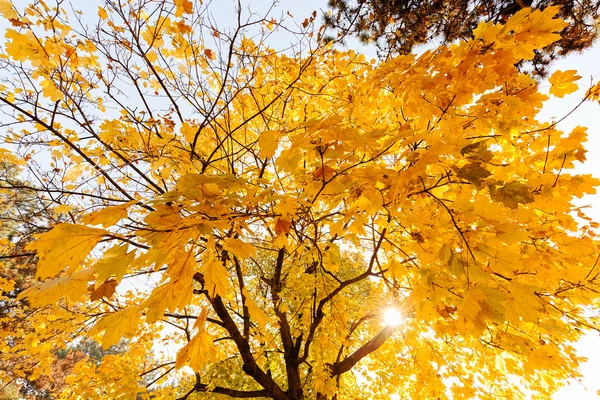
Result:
[1, 0, 600, 397]
[536, 45, 600, 400]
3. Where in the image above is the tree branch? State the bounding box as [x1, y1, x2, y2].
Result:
[193, 272, 291, 400]
[270, 248, 303, 398]
[191, 383, 270, 398]
[233, 255, 251, 338]
[329, 324, 397, 377]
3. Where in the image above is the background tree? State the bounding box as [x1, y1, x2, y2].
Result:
[0, 157, 163, 398]
[0, 156, 109, 399]
[324, 0, 600, 75]
[0, 155, 73, 398]
[1, 1, 600, 399]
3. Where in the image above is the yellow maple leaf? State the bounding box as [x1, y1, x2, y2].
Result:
[222, 237, 256, 259]
[0, 276, 15, 292]
[149, 291, 193, 324]
[258, 131, 279, 158]
[503, 283, 543, 324]
[89, 306, 142, 348]
[0, 0, 18, 20]
[548, 69, 581, 97]
[460, 288, 487, 321]
[62, 164, 85, 182]
[203, 253, 230, 297]
[94, 244, 135, 284]
[97, 6, 107, 20]
[17, 269, 95, 307]
[176, 308, 215, 370]
[174, 0, 193, 17]
[26, 223, 106, 278]
[180, 121, 196, 143]
[0, 148, 23, 165]
[81, 201, 133, 227]
[146, 50, 158, 62]
[499, 7, 567, 60]
[243, 288, 268, 327]
[54, 204, 73, 214]
[144, 252, 194, 322]
[586, 81, 600, 102]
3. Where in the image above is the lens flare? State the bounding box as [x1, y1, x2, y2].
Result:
[383, 308, 403, 326]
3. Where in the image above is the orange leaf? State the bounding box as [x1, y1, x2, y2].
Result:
[174, 0, 193, 17]
[274, 217, 292, 235]
[204, 48, 215, 60]
[176, 19, 192, 34]
[89, 280, 118, 301]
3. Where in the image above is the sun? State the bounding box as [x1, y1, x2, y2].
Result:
[383, 308, 403, 326]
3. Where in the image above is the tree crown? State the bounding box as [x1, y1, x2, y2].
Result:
[1, 1, 600, 399]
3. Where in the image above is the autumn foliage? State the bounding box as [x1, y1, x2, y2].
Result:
[1, 0, 600, 399]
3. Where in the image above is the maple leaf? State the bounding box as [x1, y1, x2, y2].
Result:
[222, 238, 256, 259]
[17, 269, 95, 307]
[0, 148, 23, 165]
[457, 163, 492, 186]
[143, 251, 195, 322]
[89, 306, 142, 348]
[499, 7, 568, 60]
[459, 288, 490, 331]
[62, 164, 85, 182]
[204, 48, 215, 60]
[174, 0, 193, 17]
[89, 280, 118, 301]
[97, 7, 107, 20]
[80, 202, 133, 227]
[144, 281, 193, 323]
[25, 224, 106, 278]
[312, 165, 336, 181]
[176, 19, 192, 35]
[460, 141, 493, 162]
[274, 217, 292, 235]
[243, 288, 268, 327]
[0, 0, 18, 20]
[548, 70, 581, 98]
[587, 81, 600, 102]
[93, 244, 135, 284]
[175, 308, 216, 370]
[203, 253, 230, 297]
[489, 181, 535, 209]
[258, 131, 279, 158]
[54, 204, 73, 214]
[437, 304, 457, 318]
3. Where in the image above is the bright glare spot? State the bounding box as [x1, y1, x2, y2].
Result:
[383, 308, 403, 326]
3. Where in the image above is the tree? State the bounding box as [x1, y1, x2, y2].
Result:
[324, 0, 600, 75]
[0, 156, 93, 398]
[1, 0, 600, 399]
